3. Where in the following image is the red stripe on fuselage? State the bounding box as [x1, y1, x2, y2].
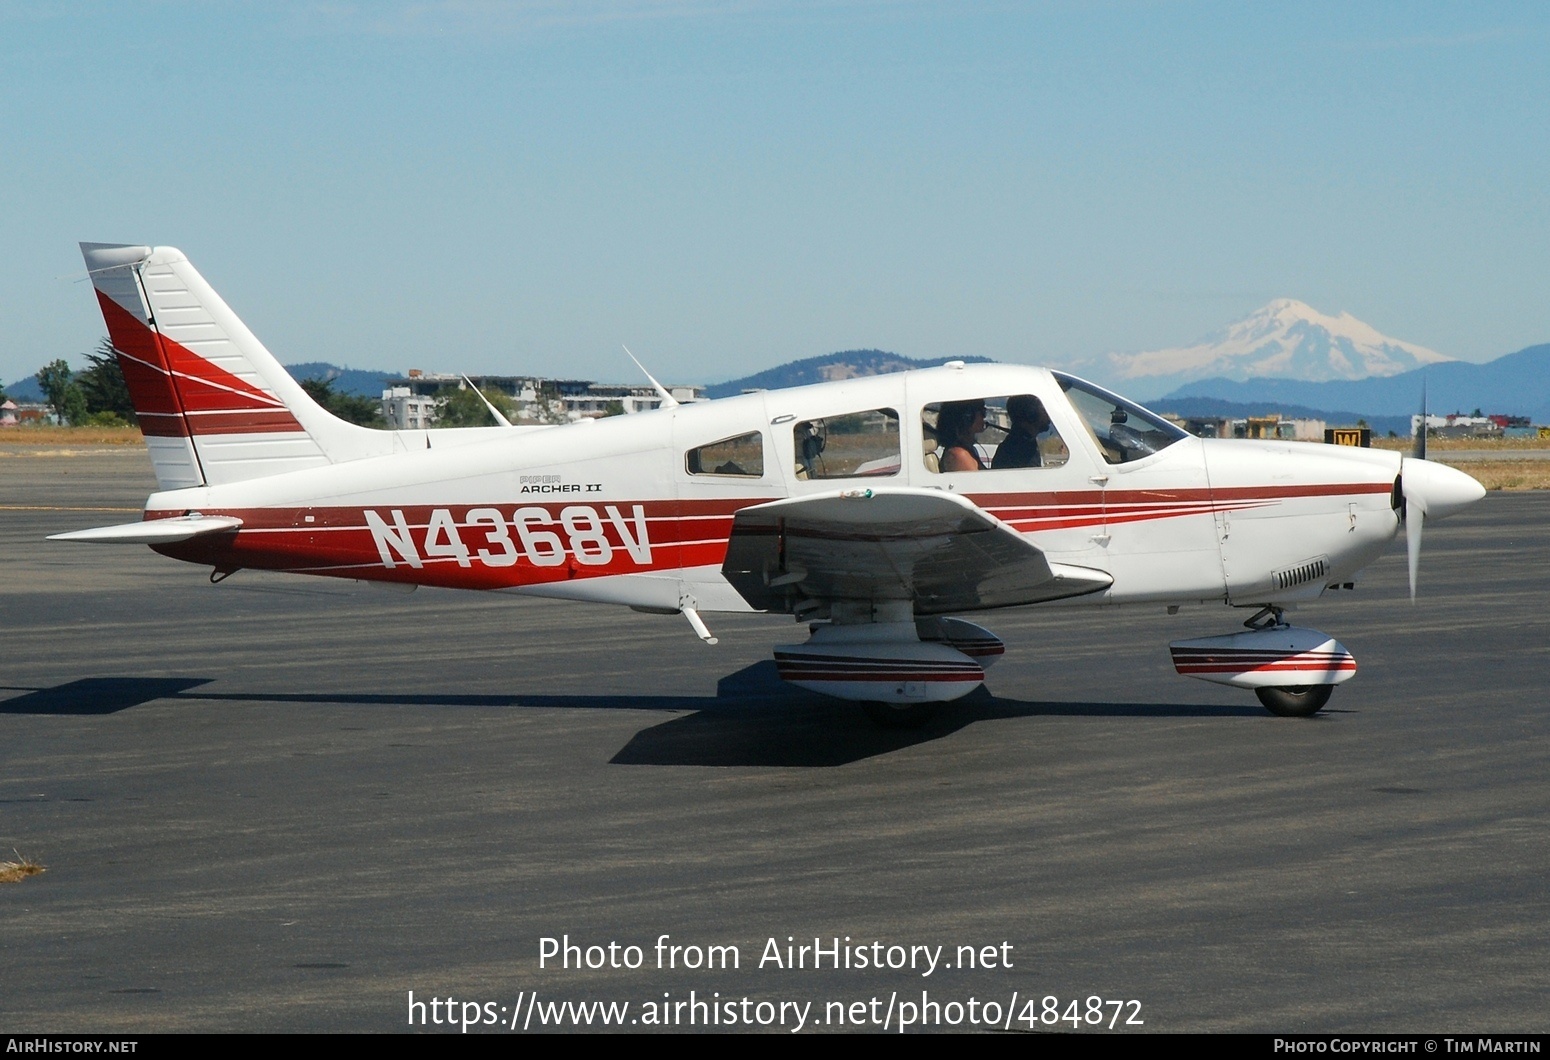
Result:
[144, 479, 1389, 590]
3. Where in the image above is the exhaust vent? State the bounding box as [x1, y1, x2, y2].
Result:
[1273, 557, 1328, 591]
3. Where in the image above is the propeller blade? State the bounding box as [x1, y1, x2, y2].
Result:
[1398, 456, 1484, 601]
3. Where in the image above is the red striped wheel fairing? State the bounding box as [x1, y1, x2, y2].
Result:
[1169, 628, 1358, 689]
[1170, 647, 1357, 676]
[774, 652, 985, 684]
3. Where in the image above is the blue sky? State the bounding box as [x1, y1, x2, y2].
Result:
[4, 1, 1547, 388]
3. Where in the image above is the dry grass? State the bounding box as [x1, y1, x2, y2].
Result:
[0, 851, 46, 884]
[1372, 435, 1550, 452]
[1435, 460, 1550, 491]
[0, 425, 143, 446]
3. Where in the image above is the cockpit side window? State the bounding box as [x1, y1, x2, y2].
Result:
[1054, 374, 1187, 465]
[686, 431, 765, 477]
[921, 395, 1069, 473]
[793, 408, 901, 479]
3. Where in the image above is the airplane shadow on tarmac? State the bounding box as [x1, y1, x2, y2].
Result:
[608, 662, 1263, 766]
[0, 677, 212, 715]
[0, 665, 1262, 767]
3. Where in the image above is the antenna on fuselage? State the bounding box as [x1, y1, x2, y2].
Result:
[622, 345, 679, 410]
[1405, 375, 1428, 601]
[459, 375, 515, 428]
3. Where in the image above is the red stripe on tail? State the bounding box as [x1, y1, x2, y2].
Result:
[94, 290, 303, 437]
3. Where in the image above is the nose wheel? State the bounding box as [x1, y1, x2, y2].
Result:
[1254, 684, 1334, 718]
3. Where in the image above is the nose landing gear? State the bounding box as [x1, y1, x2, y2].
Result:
[1170, 608, 1355, 718]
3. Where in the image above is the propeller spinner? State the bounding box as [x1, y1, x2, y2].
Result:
[1397, 457, 1486, 600]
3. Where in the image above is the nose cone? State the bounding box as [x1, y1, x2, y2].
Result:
[1402, 457, 1487, 520]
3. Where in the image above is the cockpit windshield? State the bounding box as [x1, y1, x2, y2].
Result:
[1053, 373, 1188, 465]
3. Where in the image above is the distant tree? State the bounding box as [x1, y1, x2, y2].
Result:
[434, 384, 513, 428]
[37, 359, 88, 425]
[299, 377, 388, 428]
[77, 338, 136, 425]
[601, 400, 626, 417]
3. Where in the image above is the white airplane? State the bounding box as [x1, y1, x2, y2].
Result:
[55, 243, 1486, 725]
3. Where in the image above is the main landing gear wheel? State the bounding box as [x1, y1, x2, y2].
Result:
[1255, 685, 1333, 718]
[863, 700, 937, 729]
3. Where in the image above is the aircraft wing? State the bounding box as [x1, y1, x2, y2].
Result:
[720, 487, 1111, 615]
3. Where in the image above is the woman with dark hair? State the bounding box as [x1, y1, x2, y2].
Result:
[936, 399, 987, 471]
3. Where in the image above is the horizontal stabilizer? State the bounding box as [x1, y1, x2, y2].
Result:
[48, 515, 243, 544]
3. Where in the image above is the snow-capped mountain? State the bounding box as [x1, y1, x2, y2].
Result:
[1068, 299, 1453, 399]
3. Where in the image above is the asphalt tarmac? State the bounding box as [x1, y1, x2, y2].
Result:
[2, 449, 1547, 1033]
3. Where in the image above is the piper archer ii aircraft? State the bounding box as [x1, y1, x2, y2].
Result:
[55, 243, 1487, 725]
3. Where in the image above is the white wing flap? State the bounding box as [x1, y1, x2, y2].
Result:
[48, 516, 243, 544]
[721, 488, 1110, 615]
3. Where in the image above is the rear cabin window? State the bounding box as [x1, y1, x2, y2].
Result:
[686, 431, 764, 477]
[794, 408, 901, 479]
[922, 395, 1069, 473]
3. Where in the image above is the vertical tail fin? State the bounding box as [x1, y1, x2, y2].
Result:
[81, 243, 398, 490]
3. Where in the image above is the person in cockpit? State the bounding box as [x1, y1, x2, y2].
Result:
[991, 394, 1051, 469]
[937, 400, 988, 471]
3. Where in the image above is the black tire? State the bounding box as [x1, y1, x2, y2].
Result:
[863, 700, 936, 729]
[1255, 684, 1333, 718]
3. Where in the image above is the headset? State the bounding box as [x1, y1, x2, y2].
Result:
[799, 420, 827, 476]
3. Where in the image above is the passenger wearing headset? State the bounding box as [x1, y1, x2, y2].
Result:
[936, 400, 988, 472]
[991, 394, 1052, 469]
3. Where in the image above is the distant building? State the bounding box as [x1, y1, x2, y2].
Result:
[562, 381, 701, 419]
[380, 387, 441, 430]
[1240, 415, 1326, 441]
[1411, 413, 1504, 439]
[1169, 413, 1324, 441]
[8, 403, 50, 425]
[383, 372, 704, 425]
